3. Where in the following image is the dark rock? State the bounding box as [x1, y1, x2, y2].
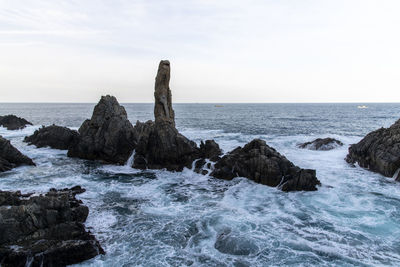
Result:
[298, 138, 343, 151]
[134, 122, 199, 171]
[211, 139, 321, 191]
[0, 115, 32, 130]
[214, 228, 258, 256]
[346, 119, 400, 177]
[200, 140, 222, 161]
[0, 136, 35, 172]
[67, 95, 136, 164]
[0, 186, 104, 267]
[24, 125, 79, 150]
[154, 60, 175, 127]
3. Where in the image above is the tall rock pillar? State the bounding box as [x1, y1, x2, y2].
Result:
[154, 60, 175, 127]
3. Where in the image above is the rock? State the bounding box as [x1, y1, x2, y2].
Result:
[298, 138, 343, 151]
[346, 119, 400, 177]
[211, 139, 321, 191]
[214, 228, 258, 256]
[0, 115, 32, 130]
[24, 125, 79, 150]
[200, 140, 222, 161]
[67, 95, 136, 164]
[154, 60, 175, 127]
[0, 136, 35, 172]
[134, 122, 199, 171]
[0, 186, 104, 267]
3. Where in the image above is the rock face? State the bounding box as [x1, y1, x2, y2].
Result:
[68, 95, 136, 164]
[211, 139, 321, 191]
[299, 138, 343, 151]
[0, 186, 104, 266]
[0, 136, 35, 172]
[346, 119, 400, 177]
[154, 60, 175, 127]
[200, 140, 222, 161]
[24, 125, 79, 150]
[0, 115, 32, 130]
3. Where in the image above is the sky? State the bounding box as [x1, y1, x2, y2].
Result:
[0, 0, 400, 103]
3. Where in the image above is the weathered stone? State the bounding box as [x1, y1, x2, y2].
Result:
[24, 125, 79, 150]
[154, 60, 175, 127]
[200, 140, 222, 161]
[346, 119, 400, 178]
[0, 115, 32, 130]
[67, 95, 136, 164]
[0, 136, 35, 172]
[211, 139, 320, 191]
[299, 138, 343, 151]
[0, 186, 104, 267]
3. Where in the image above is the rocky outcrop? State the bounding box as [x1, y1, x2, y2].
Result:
[67, 95, 136, 164]
[0, 186, 104, 267]
[24, 125, 79, 150]
[200, 140, 222, 161]
[346, 119, 400, 177]
[299, 138, 343, 151]
[0, 136, 35, 172]
[0, 115, 32, 130]
[154, 60, 175, 127]
[211, 139, 321, 191]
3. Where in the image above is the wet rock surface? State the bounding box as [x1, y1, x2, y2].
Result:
[0, 136, 35, 172]
[24, 125, 79, 150]
[68, 95, 137, 165]
[0, 115, 32, 130]
[0, 186, 104, 267]
[214, 228, 259, 256]
[346, 119, 400, 177]
[299, 137, 343, 151]
[211, 139, 321, 191]
[154, 60, 175, 127]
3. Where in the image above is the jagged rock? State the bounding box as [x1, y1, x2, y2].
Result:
[298, 138, 343, 151]
[154, 60, 175, 127]
[346, 119, 400, 177]
[214, 228, 258, 256]
[0, 186, 104, 267]
[24, 125, 79, 150]
[211, 139, 321, 191]
[134, 122, 199, 171]
[200, 140, 222, 161]
[0, 115, 32, 130]
[67, 95, 136, 164]
[0, 136, 35, 172]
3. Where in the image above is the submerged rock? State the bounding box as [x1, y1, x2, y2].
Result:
[24, 125, 79, 150]
[214, 228, 258, 256]
[0, 186, 104, 266]
[0, 136, 35, 172]
[346, 119, 400, 178]
[0, 114, 32, 130]
[68, 95, 136, 164]
[299, 138, 343, 151]
[211, 139, 321, 191]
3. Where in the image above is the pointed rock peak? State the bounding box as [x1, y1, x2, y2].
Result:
[154, 60, 175, 127]
[91, 95, 128, 125]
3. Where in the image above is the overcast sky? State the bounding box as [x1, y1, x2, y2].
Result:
[1, 0, 399, 103]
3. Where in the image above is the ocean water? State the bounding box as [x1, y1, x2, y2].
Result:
[1, 103, 400, 267]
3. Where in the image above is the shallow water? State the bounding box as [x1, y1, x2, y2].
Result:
[1, 103, 400, 266]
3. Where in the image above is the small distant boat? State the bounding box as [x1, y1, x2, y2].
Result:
[357, 105, 368, 109]
[215, 105, 224, 108]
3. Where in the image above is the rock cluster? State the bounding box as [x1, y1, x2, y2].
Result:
[0, 115, 32, 130]
[0, 186, 104, 267]
[67, 95, 137, 164]
[346, 119, 400, 178]
[0, 136, 35, 172]
[299, 138, 343, 151]
[211, 139, 321, 191]
[24, 125, 79, 150]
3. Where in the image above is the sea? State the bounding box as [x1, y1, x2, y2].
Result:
[1, 103, 400, 267]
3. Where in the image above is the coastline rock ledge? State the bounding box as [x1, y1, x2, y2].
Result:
[0, 136, 35, 172]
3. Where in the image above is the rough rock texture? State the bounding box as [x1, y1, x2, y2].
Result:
[0, 115, 32, 130]
[346, 119, 400, 177]
[0, 136, 35, 172]
[133, 122, 199, 171]
[299, 138, 343, 151]
[211, 139, 321, 191]
[0, 186, 104, 267]
[67, 95, 136, 164]
[200, 140, 222, 161]
[24, 125, 79, 150]
[214, 228, 258, 256]
[154, 60, 175, 127]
